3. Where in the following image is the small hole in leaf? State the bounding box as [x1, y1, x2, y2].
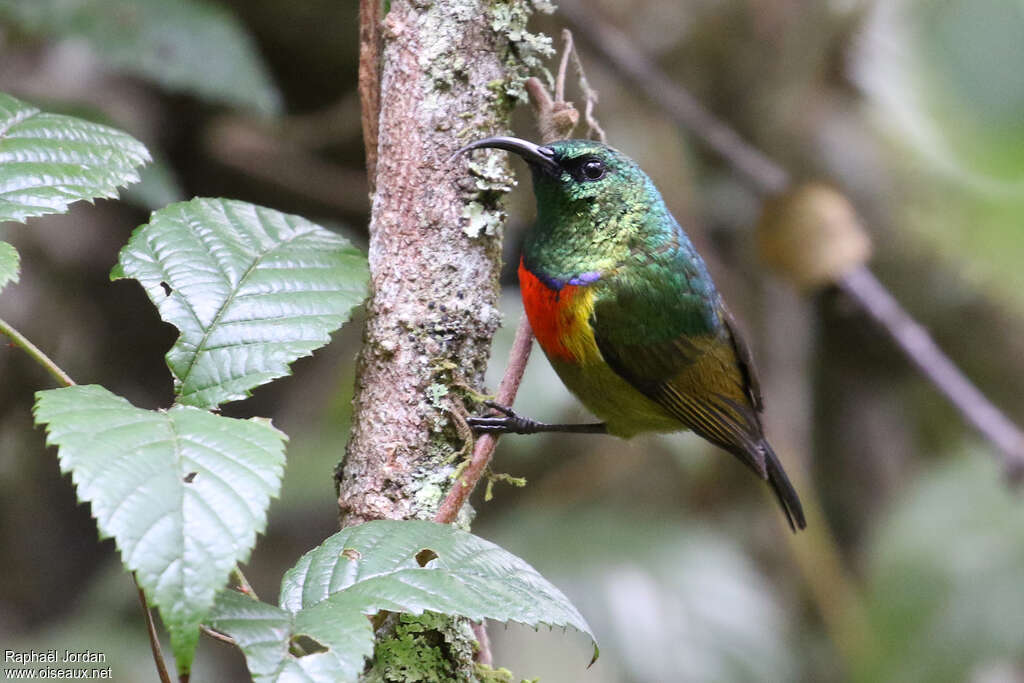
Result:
[183, 472, 197, 483]
[341, 548, 362, 561]
[290, 635, 328, 656]
[159, 281, 172, 296]
[415, 548, 438, 567]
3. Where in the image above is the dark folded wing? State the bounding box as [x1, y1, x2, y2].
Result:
[591, 293, 769, 478]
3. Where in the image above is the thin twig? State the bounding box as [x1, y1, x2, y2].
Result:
[525, 76, 556, 119]
[558, 0, 789, 194]
[0, 316, 76, 387]
[358, 0, 384, 193]
[552, 30, 606, 143]
[1, 318, 176, 678]
[840, 269, 1024, 477]
[434, 316, 533, 523]
[560, 29, 606, 143]
[434, 37, 603, 523]
[135, 576, 172, 683]
[555, 31, 572, 104]
[527, 76, 579, 144]
[561, 0, 1024, 480]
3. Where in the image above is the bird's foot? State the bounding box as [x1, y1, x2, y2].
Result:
[467, 401, 606, 435]
[467, 401, 543, 434]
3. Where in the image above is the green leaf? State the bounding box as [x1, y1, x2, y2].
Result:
[0, 92, 150, 223]
[113, 198, 369, 409]
[0, 241, 19, 292]
[209, 520, 597, 682]
[204, 591, 296, 681]
[209, 590, 373, 683]
[0, 0, 280, 114]
[278, 520, 595, 638]
[34, 384, 287, 674]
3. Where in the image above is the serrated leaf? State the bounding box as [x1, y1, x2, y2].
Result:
[280, 520, 596, 639]
[209, 589, 373, 683]
[205, 591, 296, 681]
[114, 198, 369, 409]
[210, 520, 597, 682]
[0, 0, 280, 114]
[0, 241, 19, 292]
[33, 384, 287, 674]
[0, 92, 150, 223]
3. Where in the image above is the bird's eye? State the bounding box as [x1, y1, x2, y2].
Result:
[580, 159, 606, 181]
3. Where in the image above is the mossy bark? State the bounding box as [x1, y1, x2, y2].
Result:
[339, 1, 550, 679]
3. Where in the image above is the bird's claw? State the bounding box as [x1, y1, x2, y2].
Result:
[481, 400, 517, 417]
[467, 402, 537, 434]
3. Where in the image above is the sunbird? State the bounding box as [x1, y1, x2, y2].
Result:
[457, 137, 806, 531]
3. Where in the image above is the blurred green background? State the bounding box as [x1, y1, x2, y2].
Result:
[2, 1, 1024, 681]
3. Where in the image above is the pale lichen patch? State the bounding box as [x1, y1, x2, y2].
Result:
[488, 1, 555, 101]
[461, 202, 506, 238]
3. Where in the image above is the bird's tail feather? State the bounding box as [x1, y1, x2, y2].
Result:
[761, 441, 806, 532]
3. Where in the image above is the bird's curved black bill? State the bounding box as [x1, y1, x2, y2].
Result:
[451, 136, 559, 173]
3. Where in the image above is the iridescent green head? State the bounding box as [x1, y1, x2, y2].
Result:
[456, 136, 651, 207]
[457, 136, 680, 279]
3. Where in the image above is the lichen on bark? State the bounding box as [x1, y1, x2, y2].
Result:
[338, 1, 551, 677]
[339, 0, 546, 525]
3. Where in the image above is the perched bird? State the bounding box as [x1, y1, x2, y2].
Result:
[457, 137, 806, 531]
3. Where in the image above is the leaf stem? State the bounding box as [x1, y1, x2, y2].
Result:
[1, 317, 177, 681]
[135, 576, 172, 683]
[200, 625, 237, 647]
[0, 316, 75, 387]
[230, 566, 260, 601]
[0, 315, 267, 677]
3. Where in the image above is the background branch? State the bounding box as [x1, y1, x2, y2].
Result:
[357, 0, 383, 193]
[839, 269, 1024, 478]
[557, 0, 788, 194]
[204, 117, 369, 214]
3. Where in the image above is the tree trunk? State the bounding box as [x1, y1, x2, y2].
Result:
[339, 0, 547, 524]
[337, 1, 550, 678]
